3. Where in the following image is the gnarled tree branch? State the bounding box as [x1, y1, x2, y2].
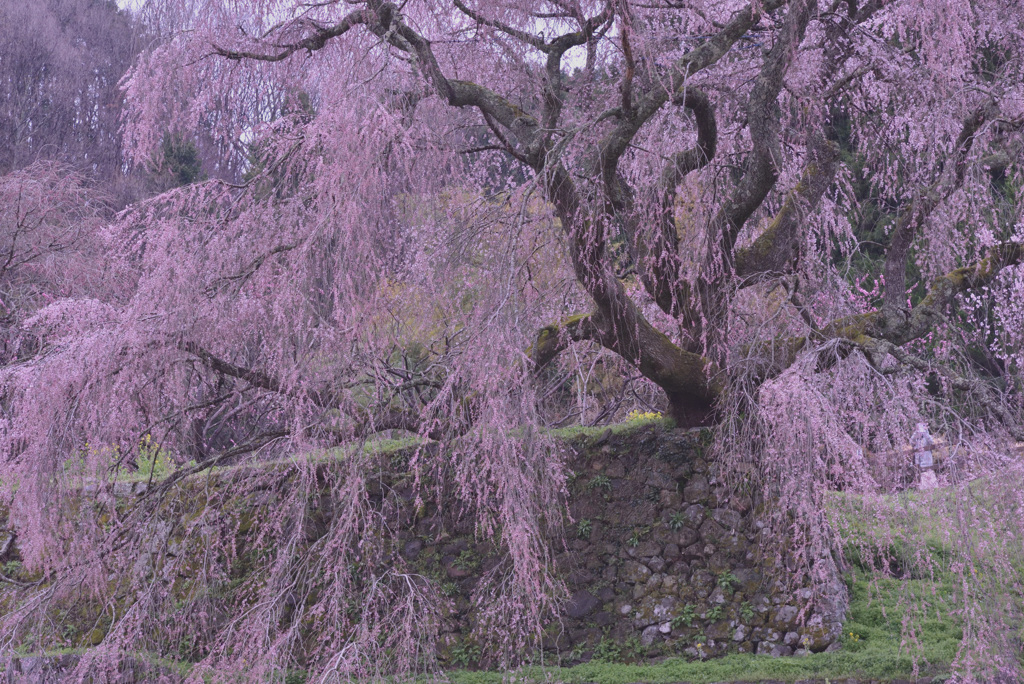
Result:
[734, 138, 841, 283]
[690, 0, 815, 361]
[634, 88, 717, 324]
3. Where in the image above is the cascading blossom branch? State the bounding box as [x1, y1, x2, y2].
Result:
[0, 0, 1023, 679]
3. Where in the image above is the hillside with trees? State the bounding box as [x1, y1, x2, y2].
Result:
[0, 0, 1023, 681]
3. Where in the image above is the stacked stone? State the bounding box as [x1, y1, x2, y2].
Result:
[543, 425, 840, 662]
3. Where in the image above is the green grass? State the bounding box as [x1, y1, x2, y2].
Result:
[95, 434, 427, 486]
[92, 416, 670, 489]
[546, 415, 678, 442]
[88, 418, 673, 496]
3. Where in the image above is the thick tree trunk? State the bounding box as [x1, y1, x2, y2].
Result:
[666, 391, 716, 427]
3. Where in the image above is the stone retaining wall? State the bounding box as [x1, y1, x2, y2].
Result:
[0, 423, 845, 676]
[401, 424, 844, 665]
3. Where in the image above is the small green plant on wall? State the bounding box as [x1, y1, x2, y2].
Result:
[693, 633, 708, 659]
[628, 525, 650, 547]
[842, 629, 865, 652]
[453, 550, 479, 572]
[2, 560, 22, 579]
[671, 603, 696, 629]
[449, 639, 481, 668]
[577, 518, 592, 539]
[669, 511, 686, 531]
[717, 570, 738, 592]
[592, 637, 623, 663]
[624, 634, 647, 659]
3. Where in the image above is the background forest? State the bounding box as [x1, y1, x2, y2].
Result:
[1, 0, 1023, 681]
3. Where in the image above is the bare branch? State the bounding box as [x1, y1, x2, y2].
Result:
[452, 0, 547, 51]
[180, 341, 284, 395]
[743, 242, 1024, 382]
[619, 20, 636, 117]
[719, 0, 816, 252]
[542, 5, 614, 131]
[209, 0, 547, 164]
[212, 11, 374, 62]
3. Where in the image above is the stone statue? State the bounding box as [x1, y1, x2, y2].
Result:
[911, 422, 937, 489]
